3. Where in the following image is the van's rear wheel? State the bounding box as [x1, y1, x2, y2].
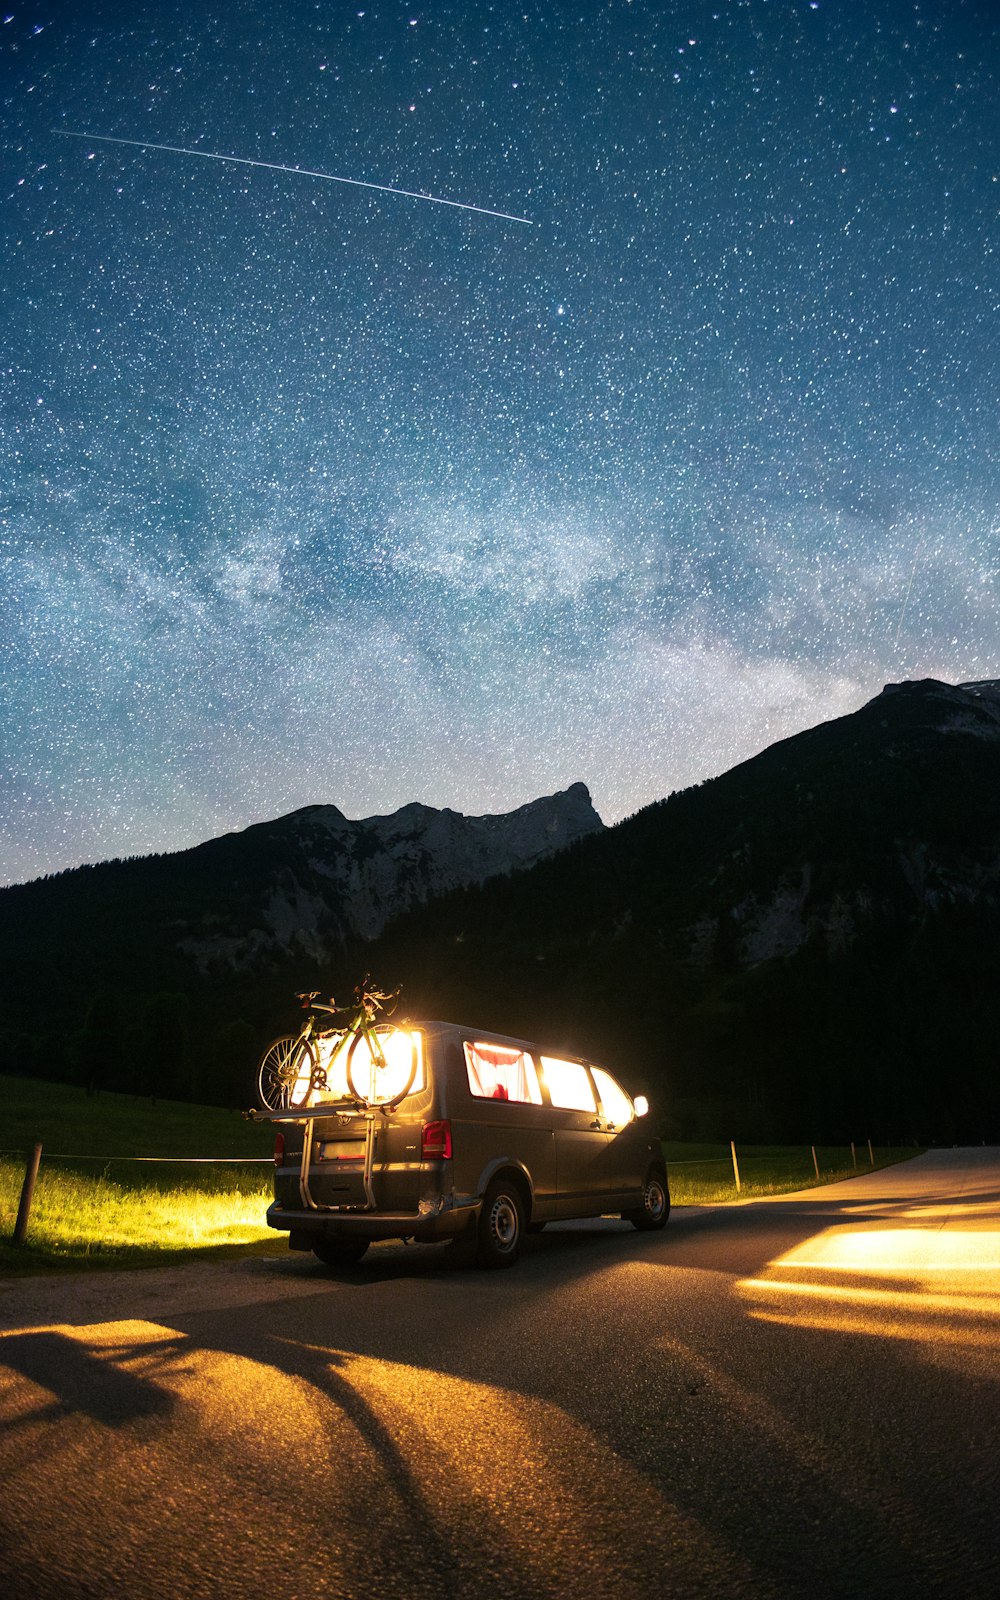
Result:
[477, 1178, 524, 1269]
[623, 1169, 670, 1231]
[311, 1238, 369, 1268]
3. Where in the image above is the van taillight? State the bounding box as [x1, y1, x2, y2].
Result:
[421, 1119, 452, 1160]
[273, 1132, 285, 1167]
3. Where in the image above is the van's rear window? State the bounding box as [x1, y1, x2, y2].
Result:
[310, 1028, 425, 1104]
[465, 1042, 542, 1105]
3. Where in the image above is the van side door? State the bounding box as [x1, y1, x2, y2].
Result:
[539, 1056, 611, 1217]
[591, 1064, 646, 1206]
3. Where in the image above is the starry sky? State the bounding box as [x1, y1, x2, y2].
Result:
[2, 0, 998, 885]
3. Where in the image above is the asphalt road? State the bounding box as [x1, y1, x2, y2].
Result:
[1, 1148, 998, 1600]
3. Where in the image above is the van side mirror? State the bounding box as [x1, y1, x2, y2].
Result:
[633, 1095, 649, 1118]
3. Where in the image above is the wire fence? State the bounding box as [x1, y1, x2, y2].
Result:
[665, 1141, 887, 1203]
[0, 1151, 271, 1163]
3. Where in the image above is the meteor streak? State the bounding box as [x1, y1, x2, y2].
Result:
[52, 128, 533, 226]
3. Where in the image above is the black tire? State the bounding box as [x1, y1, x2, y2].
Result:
[623, 1168, 670, 1231]
[476, 1177, 525, 1269]
[311, 1237, 369, 1268]
[257, 1036, 316, 1110]
[346, 1025, 417, 1106]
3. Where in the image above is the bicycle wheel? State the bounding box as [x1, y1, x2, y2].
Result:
[257, 1035, 316, 1111]
[346, 1025, 417, 1106]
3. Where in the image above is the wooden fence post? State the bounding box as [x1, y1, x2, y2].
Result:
[13, 1142, 42, 1247]
[811, 1145, 820, 1181]
[851, 1141, 857, 1170]
[867, 1138, 875, 1167]
[730, 1140, 741, 1195]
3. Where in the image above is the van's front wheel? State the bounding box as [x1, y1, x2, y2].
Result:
[477, 1179, 524, 1268]
[623, 1168, 670, 1231]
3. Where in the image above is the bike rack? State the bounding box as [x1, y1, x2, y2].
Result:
[255, 1100, 380, 1212]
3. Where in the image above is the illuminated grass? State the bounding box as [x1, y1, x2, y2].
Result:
[663, 1143, 921, 1204]
[0, 1157, 276, 1271]
[0, 1074, 279, 1272]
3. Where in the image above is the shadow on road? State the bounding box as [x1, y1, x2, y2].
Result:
[0, 1328, 176, 1429]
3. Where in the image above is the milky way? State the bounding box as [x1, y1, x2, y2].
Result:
[2, 0, 998, 885]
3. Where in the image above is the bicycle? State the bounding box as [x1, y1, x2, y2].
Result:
[255, 977, 416, 1111]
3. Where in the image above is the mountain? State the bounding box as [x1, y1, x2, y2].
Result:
[0, 783, 603, 1100]
[365, 679, 1000, 1144]
[173, 780, 604, 968]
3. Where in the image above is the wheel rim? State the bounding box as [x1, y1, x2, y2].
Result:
[260, 1044, 291, 1109]
[259, 1039, 307, 1110]
[488, 1194, 519, 1253]
[644, 1178, 666, 1221]
[346, 1026, 417, 1107]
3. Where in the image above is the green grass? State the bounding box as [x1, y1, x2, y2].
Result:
[0, 1074, 279, 1273]
[663, 1141, 920, 1204]
[0, 1073, 274, 1160]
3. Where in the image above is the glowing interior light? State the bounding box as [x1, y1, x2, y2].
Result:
[540, 1056, 596, 1113]
[348, 1028, 423, 1104]
[290, 1043, 316, 1106]
[295, 1028, 423, 1106]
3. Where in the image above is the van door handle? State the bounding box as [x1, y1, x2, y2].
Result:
[589, 1119, 602, 1130]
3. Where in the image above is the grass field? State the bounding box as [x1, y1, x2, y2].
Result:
[1, 1075, 919, 1273]
[0, 1074, 278, 1273]
[663, 1141, 918, 1203]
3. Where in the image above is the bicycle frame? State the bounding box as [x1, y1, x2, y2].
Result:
[294, 981, 399, 1103]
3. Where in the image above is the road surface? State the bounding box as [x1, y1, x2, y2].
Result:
[1, 1148, 998, 1599]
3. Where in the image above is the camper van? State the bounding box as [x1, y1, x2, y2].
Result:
[264, 1018, 669, 1269]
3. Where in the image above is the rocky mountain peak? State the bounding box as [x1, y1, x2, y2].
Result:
[176, 781, 605, 965]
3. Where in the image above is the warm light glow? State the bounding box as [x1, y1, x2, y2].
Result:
[294, 1027, 425, 1106]
[343, 1027, 423, 1105]
[591, 1066, 634, 1126]
[465, 1041, 542, 1104]
[540, 1056, 596, 1112]
[737, 1226, 1000, 1351]
[759, 1229, 1000, 1276]
[0, 1318, 738, 1596]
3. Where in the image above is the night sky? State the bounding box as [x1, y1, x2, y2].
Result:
[2, 0, 998, 886]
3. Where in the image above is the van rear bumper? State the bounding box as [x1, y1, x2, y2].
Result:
[266, 1197, 480, 1244]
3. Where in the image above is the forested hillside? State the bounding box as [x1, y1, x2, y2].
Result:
[367, 679, 1000, 1144]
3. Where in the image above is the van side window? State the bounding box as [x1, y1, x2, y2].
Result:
[465, 1041, 542, 1105]
[591, 1066, 633, 1127]
[540, 1056, 597, 1113]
